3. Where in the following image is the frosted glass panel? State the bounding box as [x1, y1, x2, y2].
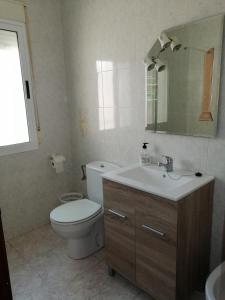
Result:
[0, 29, 29, 146]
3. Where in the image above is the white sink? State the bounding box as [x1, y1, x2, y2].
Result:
[102, 164, 214, 201]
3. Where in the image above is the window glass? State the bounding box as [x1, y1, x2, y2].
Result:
[0, 29, 29, 146]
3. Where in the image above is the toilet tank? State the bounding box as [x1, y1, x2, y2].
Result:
[86, 161, 119, 205]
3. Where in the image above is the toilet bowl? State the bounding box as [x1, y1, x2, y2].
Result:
[50, 199, 104, 259]
[50, 161, 119, 259]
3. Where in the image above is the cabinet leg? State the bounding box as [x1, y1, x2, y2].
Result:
[108, 266, 116, 276]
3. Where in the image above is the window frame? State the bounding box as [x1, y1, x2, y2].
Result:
[0, 18, 38, 156]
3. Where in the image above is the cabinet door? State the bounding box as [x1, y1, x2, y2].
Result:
[103, 180, 135, 282]
[135, 194, 177, 300]
[0, 211, 13, 300]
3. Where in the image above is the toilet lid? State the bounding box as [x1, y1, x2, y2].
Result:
[50, 199, 102, 223]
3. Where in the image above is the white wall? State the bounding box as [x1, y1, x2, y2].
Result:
[0, 0, 75, 239]
[61, 0, 225, 268]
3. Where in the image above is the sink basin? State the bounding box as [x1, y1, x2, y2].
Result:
[119, 166, 192, 190]
[102, 164, 214, 201]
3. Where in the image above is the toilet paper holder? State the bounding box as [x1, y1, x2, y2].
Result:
[50, 154, 66, 173]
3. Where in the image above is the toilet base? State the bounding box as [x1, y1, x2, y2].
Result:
[67, 217, 104, 259]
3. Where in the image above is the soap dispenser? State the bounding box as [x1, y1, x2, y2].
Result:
[140, 142, 151, 166]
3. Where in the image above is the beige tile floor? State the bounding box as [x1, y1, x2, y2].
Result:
[6, 224, 205, 300]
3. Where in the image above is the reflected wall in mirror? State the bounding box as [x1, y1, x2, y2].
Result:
[145, 14, 224, 137]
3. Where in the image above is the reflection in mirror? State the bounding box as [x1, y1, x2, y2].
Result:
[145, 14, 224, 137]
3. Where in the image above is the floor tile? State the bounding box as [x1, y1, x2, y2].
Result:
[10, 262, 42, 296]
[7, 224, 206, 300]
[8, 224, 63, 263]
[6, 242, 26, 272]
[28, 246, 104, 291]
[65, 261, 139, 300]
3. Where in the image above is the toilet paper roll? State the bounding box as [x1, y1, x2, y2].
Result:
[50, 154, 66, 174]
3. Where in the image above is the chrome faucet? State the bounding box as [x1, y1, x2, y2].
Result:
[158, 155, 173, 172]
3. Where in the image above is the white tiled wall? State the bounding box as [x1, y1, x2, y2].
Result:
[62, 0, 225, 268]
[0, 0, 74, 239]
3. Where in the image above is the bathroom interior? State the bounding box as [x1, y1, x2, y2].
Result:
[1, 0, 225, 299]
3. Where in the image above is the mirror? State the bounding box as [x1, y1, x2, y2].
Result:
[145, 14, 224, 137]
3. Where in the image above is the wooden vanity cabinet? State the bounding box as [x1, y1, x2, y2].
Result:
[103, 180, 136, 283]
[135, 192, 177, 300]
[103, 179, 214, 300]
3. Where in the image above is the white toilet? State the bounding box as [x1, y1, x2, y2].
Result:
[50, 161, 118, 259]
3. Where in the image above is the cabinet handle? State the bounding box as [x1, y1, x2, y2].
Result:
[142, 224, 165, 237]
[108, 209, 127, 220]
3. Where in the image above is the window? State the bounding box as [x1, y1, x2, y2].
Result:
[145, 66, 168, 130]
[0, 19, 37, 156]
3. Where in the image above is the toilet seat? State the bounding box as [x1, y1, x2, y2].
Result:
[50, 199, 102, 225]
